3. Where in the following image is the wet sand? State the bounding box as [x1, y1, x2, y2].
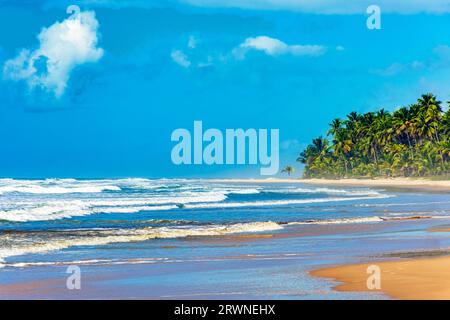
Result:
[0, 223, 387, 299]
[312, 225, 450, 300]
[3, 216, 450, 299]
[429, 227, 450, 232]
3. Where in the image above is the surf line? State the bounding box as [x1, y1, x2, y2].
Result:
[171, 121, 279, 175]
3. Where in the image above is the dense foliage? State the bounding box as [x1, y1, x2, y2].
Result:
[298, 94, 450, 178]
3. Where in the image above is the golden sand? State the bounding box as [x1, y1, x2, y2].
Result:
[311, 256, 450, 300]
[209, 178, 450, 191]
[301, 178, 450, 191]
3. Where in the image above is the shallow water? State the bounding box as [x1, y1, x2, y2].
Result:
[0, 178, 449, 299]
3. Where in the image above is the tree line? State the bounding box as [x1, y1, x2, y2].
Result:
[298, 94, 450, 178]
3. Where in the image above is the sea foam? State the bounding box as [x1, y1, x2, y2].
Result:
[0, 221, 283, 266]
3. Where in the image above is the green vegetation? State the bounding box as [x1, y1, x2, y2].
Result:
[298, 94, 450, 178]
[281, 165, 295, 176]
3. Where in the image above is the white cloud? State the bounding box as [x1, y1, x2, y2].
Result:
[188, 35, 197, 49]
[233, 36, 326, 59]
[370, 61, 424, 76]
[181, 0, 450, 14]
[171, 35, 326, 69]
[197, 55, 214, 68]
[371, 44, 450, 77]
[371, 62, 407, 76]
[280, 139, 304, 150]
[171, 50, 191, 68]
[41, 0, 450, 14]
[3, 7, 103, 98]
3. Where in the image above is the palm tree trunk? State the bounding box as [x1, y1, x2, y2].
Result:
[406, 132, 412, 147]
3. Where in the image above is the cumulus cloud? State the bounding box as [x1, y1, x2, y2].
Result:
[171, 50, 191, 68]
[171, 35, 326, 69]
[3, 6, 103, 98]
[233, 36, 326, 59]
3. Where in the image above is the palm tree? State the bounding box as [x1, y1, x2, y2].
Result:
[327, 118, 343, 137]
[332, 130, 353, 176]
[392, 107, 412, 147]
[298, 136, 330, 177]
[298, 93, 449, 178]
[281, 166, 295, 176]
[436, 140, 450, 169]
[345, 111, 359, 134]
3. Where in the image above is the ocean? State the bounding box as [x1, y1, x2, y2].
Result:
[1, 178, 450, 299]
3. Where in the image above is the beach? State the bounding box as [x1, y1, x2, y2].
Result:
[309, 224, 450, 300]
[301, 178, 450, 191]
[212, 178, 450, 191]
[311, 254, 450, 300]
[1, 178, 450, 299]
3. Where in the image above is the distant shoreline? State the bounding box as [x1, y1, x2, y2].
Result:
[210, 177, 450, 191]
[301, 177, 450, 191]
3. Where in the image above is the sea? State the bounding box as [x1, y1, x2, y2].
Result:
[1, 178, 450, 299]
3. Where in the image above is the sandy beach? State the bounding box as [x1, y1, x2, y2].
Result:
[311, 254, 450, 300]
[211, 178, 450, 191]
[311, 225, 450, 300]
[210, 177, 450, 299]
[301, 178, 450, 191]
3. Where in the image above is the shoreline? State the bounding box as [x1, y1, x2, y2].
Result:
[211, 177, 450, 191]
[2, 178, 450, 299]
[310, 254, 450, 300]
[3, 214, 450, 299]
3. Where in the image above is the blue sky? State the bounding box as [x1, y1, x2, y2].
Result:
[0, 0, 449, 178]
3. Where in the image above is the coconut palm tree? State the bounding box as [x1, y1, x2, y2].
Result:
[281, 166, 295, 176]
[392, 107, 412, 147]
[298, 93, 449, 178]
[327, 118, 343, 137]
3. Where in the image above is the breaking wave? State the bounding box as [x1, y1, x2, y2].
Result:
[0, 221, 282, 265]
[0, 194, 390, 222]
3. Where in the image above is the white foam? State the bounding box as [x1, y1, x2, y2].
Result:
[355, 201, 450, 208]
[5, 257, 170, 268]
[0, 179, 121, 195]
[264, 187, 382, 197]
[0, 178, 393, 224]
[0, 191, 391, 222]
[0, 201, 91, 222]
[0, 221, 282, 265]
[287, 216, 385, 225]
[92, 205, 178, 213]
[0, 190, 229, 222]
[224, 188, 261, 195]
[184, 195, 391, 209]
[0, 178, 195, 195]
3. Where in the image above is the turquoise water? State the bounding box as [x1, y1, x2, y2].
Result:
[1, 178, 450, 299]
